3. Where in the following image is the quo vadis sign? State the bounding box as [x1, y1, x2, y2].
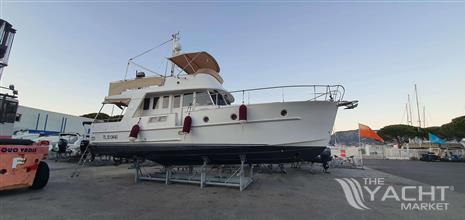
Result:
[0, 145, 48, 155]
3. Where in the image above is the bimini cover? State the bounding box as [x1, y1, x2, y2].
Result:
[169, 51, 223, 83]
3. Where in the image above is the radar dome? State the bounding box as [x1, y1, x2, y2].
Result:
[174, 42, 182, 52]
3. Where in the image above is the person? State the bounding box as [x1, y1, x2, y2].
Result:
[320, 147, 332, 173]
[309, 147, 332, 173]
[56, 138, 68, 161]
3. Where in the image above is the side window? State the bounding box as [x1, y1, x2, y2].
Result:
[209, 91, 226, 106]
[196, 91, 213, 106]
[152, 97, 160, 109]
[162, 96, 169, 109]
[210, 91, 218, 105]
[182, 93, 193, 107]
[223, 94, 231, 105]
[143, 98, 150, 110]
[173, 95, 181, 108]
[217, 94, 226, 106]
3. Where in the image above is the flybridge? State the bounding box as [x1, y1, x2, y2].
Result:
[107, 51, 223, 97]
[109, 32, 224, 98]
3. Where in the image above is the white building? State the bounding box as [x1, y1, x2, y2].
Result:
[14, 105, 92, 135]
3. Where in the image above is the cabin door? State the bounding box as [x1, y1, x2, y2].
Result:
[172, 93, 194, 126]
[171, 95, 183, 126]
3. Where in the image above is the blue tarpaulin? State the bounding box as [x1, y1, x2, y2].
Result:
[429, 133, 445, 145]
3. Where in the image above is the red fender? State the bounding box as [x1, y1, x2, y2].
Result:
[239, 104, 247, 121]
[182, 116, 192, 133]
[129, 124, 140, 138]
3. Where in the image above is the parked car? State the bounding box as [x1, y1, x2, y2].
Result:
[420, 152, 439, 162]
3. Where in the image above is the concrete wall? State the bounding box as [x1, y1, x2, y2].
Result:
[14, 105, 92, 135]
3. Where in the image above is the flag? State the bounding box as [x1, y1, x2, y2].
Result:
[429, 133, 445, 145]
[359, 124, 384, 142]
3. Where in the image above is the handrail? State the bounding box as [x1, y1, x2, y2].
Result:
[228, 84, 345, 103]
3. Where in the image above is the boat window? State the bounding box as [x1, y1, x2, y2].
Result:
[210, 91, 227, 106]
[149, 116, 168, 123]
[143, 98, 150, 110]
[196, 91, 213, 106]
[217, 94, 226, 106]
[183, 93, 193, 107]
[173, 95, 181, 108]
[210, 92, 217, 104]
[162, 96, 169, 108]
[152, 97, 160, 109]
[223, 94, 232, 105]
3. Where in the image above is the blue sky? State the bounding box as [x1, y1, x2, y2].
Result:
[1, 1, 465, 130]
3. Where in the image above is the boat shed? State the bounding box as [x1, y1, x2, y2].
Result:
[13, 105, 92, 136]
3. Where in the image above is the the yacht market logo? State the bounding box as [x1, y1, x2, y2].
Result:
[335, 178, 451, 211]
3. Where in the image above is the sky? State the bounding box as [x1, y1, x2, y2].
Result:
[1, 1, 465, 131]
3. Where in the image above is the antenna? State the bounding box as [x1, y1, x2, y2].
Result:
[170, 32, 181, 77]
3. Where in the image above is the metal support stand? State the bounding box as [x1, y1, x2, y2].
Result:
[239, 155, 245, 191]
[133, 155, 254, 191]
[278, 163, 287, 174]
[134, 159, 141, 183]
[200, 157, 207, 188]
[165, 166, 171, 185]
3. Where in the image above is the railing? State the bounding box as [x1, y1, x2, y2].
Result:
[228, 85, 345, 105]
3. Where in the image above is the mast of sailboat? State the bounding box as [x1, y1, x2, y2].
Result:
[423, 105, 426, 128]
[414, 84, 421, 132]
[405, 103, 410, 125]
[170, 32, 180, 77]
[408, 95, 413, 126]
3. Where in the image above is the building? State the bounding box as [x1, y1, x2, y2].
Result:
[14, 105, 92, 135]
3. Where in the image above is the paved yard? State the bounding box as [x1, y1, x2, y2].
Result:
[364, 159, 465, 193]
[1, 160, 464, 220]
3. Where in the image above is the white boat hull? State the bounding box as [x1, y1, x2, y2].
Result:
[89, 101, 338, 165]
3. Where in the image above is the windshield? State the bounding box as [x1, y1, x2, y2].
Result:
[195, 91, 213, 106]
[60, 135, 79, 144]
[210, 90, 228, 106]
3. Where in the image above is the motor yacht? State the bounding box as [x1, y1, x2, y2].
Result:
[88, 34, 357, 165]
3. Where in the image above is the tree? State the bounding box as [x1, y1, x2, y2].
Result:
[80, 113, 110, 120]
[377, 115, 465, 146]
[378, 124, 418, 148]
[80, 113, 124, 122]
[440, 116, 465, 141]
[108, 115, 124, 122]
[421, 126, 443, 139]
